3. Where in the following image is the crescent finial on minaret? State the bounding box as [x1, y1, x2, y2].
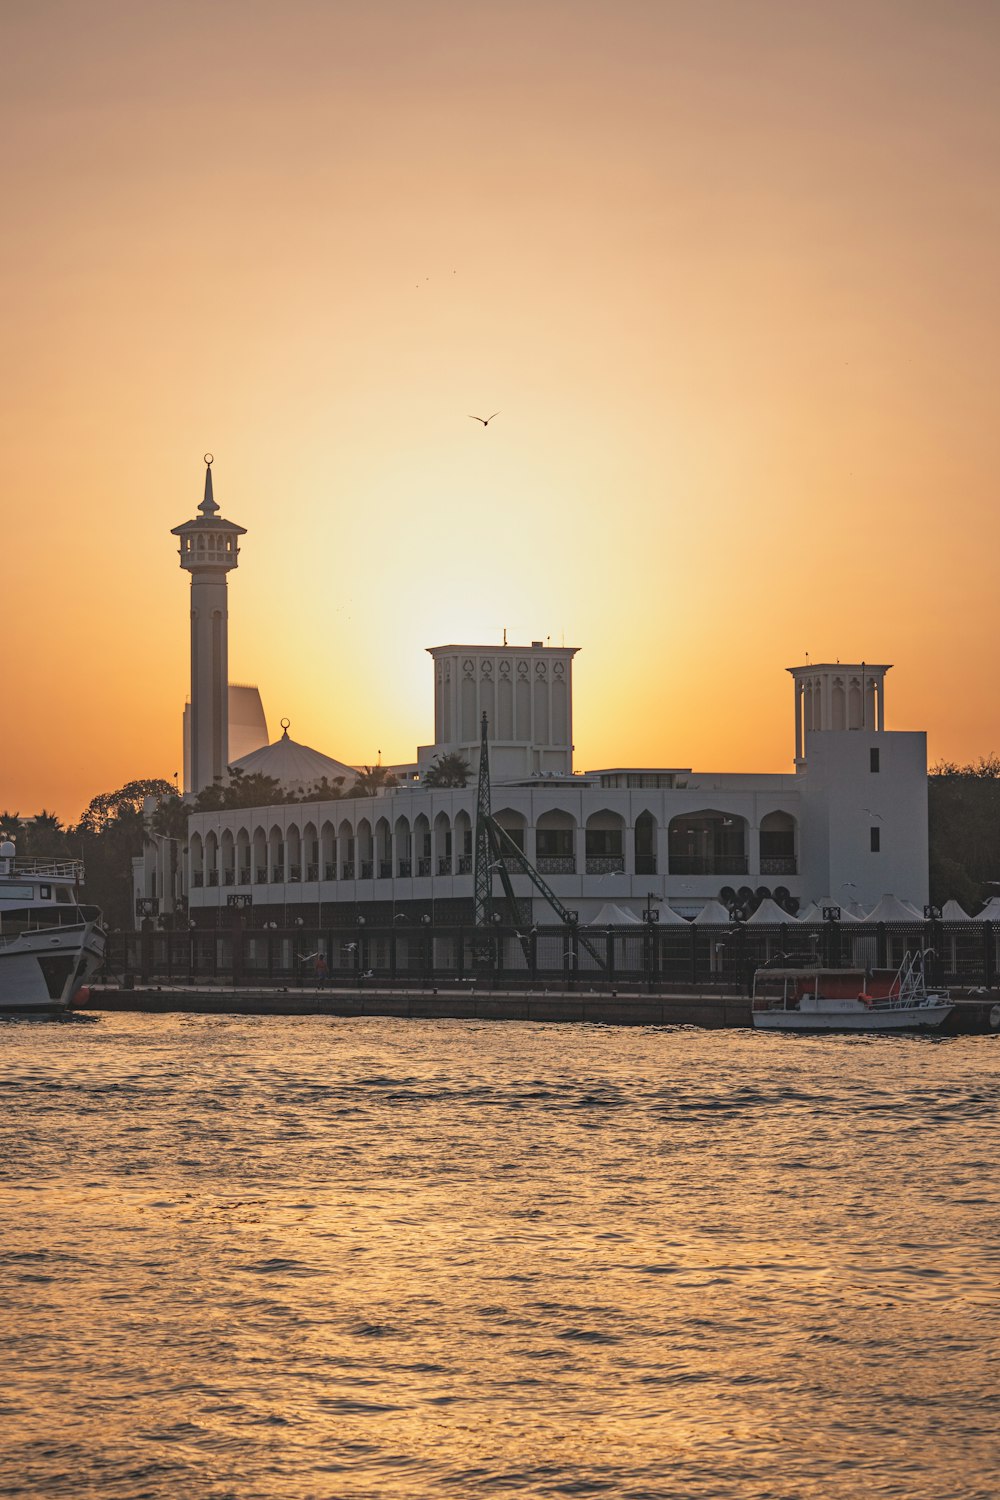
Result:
[199, 452, 219, 517]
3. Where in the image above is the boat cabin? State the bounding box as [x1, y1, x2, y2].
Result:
[752, 966, 904, 1012]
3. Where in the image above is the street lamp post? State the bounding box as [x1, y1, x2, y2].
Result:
[642, 893, 661, 992]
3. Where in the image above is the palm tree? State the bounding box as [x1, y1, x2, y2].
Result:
[0, 810, 22, 843]
[351, 765, 399, 797]
[27, 809, 67, 857]
[422, 752, 472, 788]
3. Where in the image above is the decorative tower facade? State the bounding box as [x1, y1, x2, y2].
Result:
[171, 456, 246, 794]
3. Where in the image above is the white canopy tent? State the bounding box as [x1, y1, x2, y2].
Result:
[657, 903, 695, 926]
[865, 894, 924, 923]
[587, 903, 643, 926]
[692, 899, 734, 925]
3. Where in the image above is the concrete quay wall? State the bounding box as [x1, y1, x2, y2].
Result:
[80, 984, 752, 1028]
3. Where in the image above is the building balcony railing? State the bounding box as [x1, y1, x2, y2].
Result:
[256, 866, 267, 884]
[538, 856, 576, 875]
[760, 857, 797, 875]
[379, 860, 392, 880]
[342, 862, 355, 880]
[438, 856, 452, 875]
[271, 866, 284, 883]
[289, 865, 301, 882]
[207, 870, 218, 887]
[585, 856, 625, 875]
[192, 872, 204, 888]
[458, 855, 472, 874]
[635, 856, 656, 875]
[323, 862, 335, 880]
[223, 869, 235, 886]
[306, 863, 319, 881]
[417, 857, 431, 876]
[239, 867, 251, 885]
[398, 859, 412, 878]
[360, 861, 373, 880]
[668, 856, 749, 876]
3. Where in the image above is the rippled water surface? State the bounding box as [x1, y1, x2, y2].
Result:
[1, 1015, 998, 1499]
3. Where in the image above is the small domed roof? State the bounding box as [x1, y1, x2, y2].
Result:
[230, 721, 357, 793]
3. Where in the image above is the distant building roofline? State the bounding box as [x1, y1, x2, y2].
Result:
[426, 642, 579, 655]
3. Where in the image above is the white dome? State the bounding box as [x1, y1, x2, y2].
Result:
[230, 724, 357, 793]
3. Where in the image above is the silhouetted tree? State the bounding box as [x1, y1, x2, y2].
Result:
[349, 765, 399, 797]
[69, 778, 176, 928]
[304, 775, 347, 802]
[422, 752, 471, 788]
[0, 810, 23, 842]
[24, 810, 70, 858]
[193, 767, 290, 810]
[928, 756, 1000, 909]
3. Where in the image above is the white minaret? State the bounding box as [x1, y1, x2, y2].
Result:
[171, 455, 246, 794]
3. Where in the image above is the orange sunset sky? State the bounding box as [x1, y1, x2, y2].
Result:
[4, 0, 999, 822]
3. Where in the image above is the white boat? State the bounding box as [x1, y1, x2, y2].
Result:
[752, 950, 954, 1033]
[0, 841, 106, 1017]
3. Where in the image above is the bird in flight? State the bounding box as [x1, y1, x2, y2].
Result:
[469, 412, 500, 426]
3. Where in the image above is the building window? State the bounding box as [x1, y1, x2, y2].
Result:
[585, 829, 623, 859]
[537, 829, 574, 859]
[870, 748, 880, 773]
[870, 826, 880, 852]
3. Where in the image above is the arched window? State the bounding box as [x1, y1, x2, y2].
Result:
[286, 823, 302, 881]
[832, 677, 846, 731]
[668, 811, 747, 876]
[338, 818, 355, 879]
[413, 814, 431, 876]
[268, 825, 284, 883]
[236, 827, 251, 885]
[252, 826, 267, 884]
[535, 810, 576, 874]
[320, 820, 336, 880]
[454, 810, 473, 873]
[357, 819, 373, 880]
[433, 810, 452, 875]
[759, 811, 797, 875]
[585, 809, 625, 873]
[375, 817, 392, 880]
[493, 807, 527, 856]
[634, 810, 657, 875]
[302, 821, 318, 881]
[394, 815, 412, 877]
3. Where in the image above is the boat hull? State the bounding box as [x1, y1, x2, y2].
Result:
[0, 922, 106, 1016]
[753, 1002, 954, 1033]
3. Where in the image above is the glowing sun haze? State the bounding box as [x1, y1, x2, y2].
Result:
[4, 0, 999, 820]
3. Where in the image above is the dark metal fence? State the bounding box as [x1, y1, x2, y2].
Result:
[103, 921, 998, 991]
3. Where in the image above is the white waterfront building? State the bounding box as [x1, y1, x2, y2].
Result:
[136, 464, 929, 928]
[138, 652, 928, 928]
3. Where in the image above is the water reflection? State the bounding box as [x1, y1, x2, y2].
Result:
[1, 1017, 997, 1498]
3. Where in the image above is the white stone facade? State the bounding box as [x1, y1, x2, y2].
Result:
[419, 643, 577, 779]
[137, 651, 929, 924]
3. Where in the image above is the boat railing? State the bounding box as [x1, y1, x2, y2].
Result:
[888, 949, 938, 1006]
[0, 906, 103, 942]
[11, 857, 85, 880]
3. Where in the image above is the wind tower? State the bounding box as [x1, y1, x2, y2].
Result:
[171, 455, 246, 795]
